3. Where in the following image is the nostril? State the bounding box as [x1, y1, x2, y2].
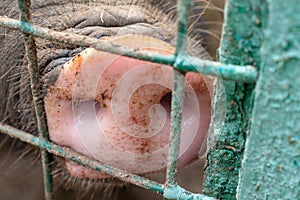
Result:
[94, 100, 102, 114]
[73, 99, 102, 115]
[159, 92, 172, 114]
[44, 35, 211, 178]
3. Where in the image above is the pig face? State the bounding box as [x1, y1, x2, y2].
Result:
[0, 0, 223, 199]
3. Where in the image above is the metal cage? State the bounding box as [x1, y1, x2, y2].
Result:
[0, 0, 299, 199]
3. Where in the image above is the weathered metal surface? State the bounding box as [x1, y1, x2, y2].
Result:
[18, 0, 53, 199]
[203, 0, 268, 199]
[164, 185, 214, 200]
[0, 16, 257, 83]
[165, 0, 191, 187]
[237, 0, 300, 199]
[175, 0, 192, 55]
[166, 71, 185, 186]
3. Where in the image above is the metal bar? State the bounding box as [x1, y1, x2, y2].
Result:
[237, 0, 300, 199]
[0, 16, 258, 83]
[18, 0, 53, 199]
[175, 0, 192, 55]
[202, 0, 268, 199]
[165, 71, 185, 186]
[164, 185, 215, 200]
[0, 122, 216, 199]
[165, 0, 192, 187]
[0, 122, 164, 194]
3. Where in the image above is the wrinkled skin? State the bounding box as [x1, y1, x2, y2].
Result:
[0, 0, 223, 199]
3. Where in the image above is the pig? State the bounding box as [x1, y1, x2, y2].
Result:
[0, 0, 223, 199]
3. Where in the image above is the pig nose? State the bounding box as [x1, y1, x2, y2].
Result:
[44, 34, 212, 179]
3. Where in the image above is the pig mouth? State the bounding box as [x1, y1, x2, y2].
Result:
[44, 34, 212, 179]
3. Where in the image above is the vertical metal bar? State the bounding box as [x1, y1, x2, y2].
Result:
[237, 0, 300, 199]
[202, 0, 268, 199]
[165, 0, 192, 187]
[18, 1, 53, 199]
[165, 72, 185, 187]
[175, 0, 192, 55]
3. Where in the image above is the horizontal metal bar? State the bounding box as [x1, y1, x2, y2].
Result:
[0, 122, 164, 194]
[0, 122, 215, 199]
[164, 185, 214, 200]
[0, 16, 258, 83]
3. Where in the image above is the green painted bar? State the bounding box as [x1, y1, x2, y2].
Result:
[0, 122, 165, 194]
[0, 16, 258, 83]
[174, 57, 257, 83]
[237, 0, 300, 199]
[175, 0, 192, 55]
[166, 71, 185, 186]
[0, 122, 216, 200]
[203, 0, 268, 199]
[165, 0, 191, 187]
[18, 0, 53, 199]
[164, 185, 214, 200]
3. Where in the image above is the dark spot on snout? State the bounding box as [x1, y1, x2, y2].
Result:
[101, 89, 109, 100]
[160, 92, 172, 114]
[41, 47, 84, 75]
[94, 100, 102, 113]
[41, 66, 62, 98]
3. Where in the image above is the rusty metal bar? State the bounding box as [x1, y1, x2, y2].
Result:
[174, 0, 192, 55]
[165, 0, 193, 187]
[0, 122, 215, 200]
[18, 0, 53, 199]
[165, 71, 185, 186]
[0, 122, 165, 194]
[0, 16, 258, 83]
[164, 185, 214, 200]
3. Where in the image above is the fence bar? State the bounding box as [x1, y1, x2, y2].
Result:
[0, 122, 217, 199]
[175, 0, 192, 55]
[165, 72, 185, 186]
[18, 0, 53, 199]
[165, 0, 192, 187]
[0, 16, 258, 83]
[237, 0, 300, 199]
[164, 185, 214, 200]
[0, 122, 165, 194]
[202, 0, 268, 198]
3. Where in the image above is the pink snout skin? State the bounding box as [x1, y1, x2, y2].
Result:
[44, 35, 212, 179]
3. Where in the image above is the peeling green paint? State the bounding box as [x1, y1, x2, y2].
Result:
[164, 185, 214, 200]
[237, 0, 300, 199]
[203, 0, 268, 199]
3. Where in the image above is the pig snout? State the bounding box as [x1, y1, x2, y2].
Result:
[44, 34, 212, 179]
